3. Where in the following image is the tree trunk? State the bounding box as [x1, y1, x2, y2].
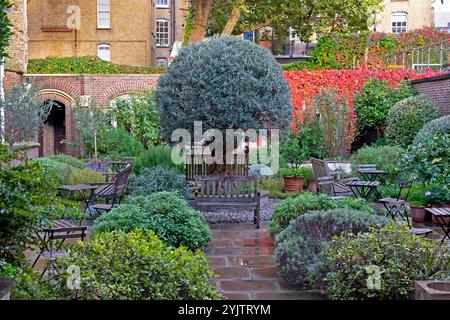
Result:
[188, 0, 213, 43]
[221, 5, 241, 36]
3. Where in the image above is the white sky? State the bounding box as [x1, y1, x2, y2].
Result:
[433, 0, 450, 26]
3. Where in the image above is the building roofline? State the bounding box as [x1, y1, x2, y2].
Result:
[410, 73, 450, 84]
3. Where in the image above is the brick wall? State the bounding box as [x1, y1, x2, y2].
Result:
[23, 73, 160, 156]
[411, 74, 450, 116]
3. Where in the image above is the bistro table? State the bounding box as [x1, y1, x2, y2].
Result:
[345, 180, 380, 201]
[426, 207, 450, 244]
[357, 169, 388, 182]
[57, 184, 98, 208]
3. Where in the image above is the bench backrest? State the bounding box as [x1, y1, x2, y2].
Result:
[194, 176, 257, 201]
[185, 154, 249, 181]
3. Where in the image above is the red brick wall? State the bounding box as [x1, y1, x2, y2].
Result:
[411, 74, 450, 116]
[22, 73, 160, 156]
[4, 71, 23, 90]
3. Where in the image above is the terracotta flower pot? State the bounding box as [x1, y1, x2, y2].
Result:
[283, 176, 304, 192]
[258, 40, 272, 51]
[410, 205, 426, 223]
[308, 180, 317, 193]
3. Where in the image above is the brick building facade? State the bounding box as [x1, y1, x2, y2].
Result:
[27, 0, 188, 68]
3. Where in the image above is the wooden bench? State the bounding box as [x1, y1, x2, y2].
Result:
[190, 176, 267, 228]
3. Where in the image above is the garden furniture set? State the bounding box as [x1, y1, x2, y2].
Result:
[35, 163, 133, 276]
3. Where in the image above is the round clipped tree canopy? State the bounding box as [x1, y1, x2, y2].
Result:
[155, 36, 292, 141]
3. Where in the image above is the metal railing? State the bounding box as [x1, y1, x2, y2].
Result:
[383, 39, 450, 72]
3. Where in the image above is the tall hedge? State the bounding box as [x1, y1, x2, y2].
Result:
[155, 36, 292, 141]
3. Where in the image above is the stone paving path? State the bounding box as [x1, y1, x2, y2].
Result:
[206, 223, 324, 300]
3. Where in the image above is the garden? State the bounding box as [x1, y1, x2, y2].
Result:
[1, 33, 450, 301]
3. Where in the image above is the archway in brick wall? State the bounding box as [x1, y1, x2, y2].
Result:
[35, 89, 77, 156]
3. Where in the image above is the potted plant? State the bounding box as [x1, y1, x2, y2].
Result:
[408, 186, 428, 223]
[258, 29, 272, 51]
[279, 167, 313, 192]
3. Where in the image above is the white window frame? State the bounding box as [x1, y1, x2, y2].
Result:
[97, 0, 111, 29]
[156, 19, 170, 47]
[156, 0, 169, 8]
[98, 43, 111, 61]
[392, 12, 407, 34]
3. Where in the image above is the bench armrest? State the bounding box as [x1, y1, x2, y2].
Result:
[256, 189, 269, 198]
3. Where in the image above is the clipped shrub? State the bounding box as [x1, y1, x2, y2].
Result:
[67, 168, 105, 185]
[350, 145, 406, 183]
[268, 193, 374, 236]
[403, 133, 450, 184]
[316, 225, 450, 300]
[156, 36, 292, 142]
[133, 145, 182, 175]
[46, 154, 85, 169]
[414, 115, 450, 145]
[35, 157, 77, 184]
[93, 192, 211, 250]
[97, 127, 144, 159]
[354, 78, 416, 131]
[276, 209, 389, 285]
[385, 95, 440, 147]
[54, 229, 221, 300]
[128, 165, 189, 198]
[27, 56, 161, 74]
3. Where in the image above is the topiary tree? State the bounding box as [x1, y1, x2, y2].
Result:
[413, 115, 450, 145]
[155, 36, 292, 146]
[385, 95, 440, 147]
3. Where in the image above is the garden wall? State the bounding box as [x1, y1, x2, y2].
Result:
[411, 74, 450, 115]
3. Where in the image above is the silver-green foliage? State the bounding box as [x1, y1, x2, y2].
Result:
[155, 36, 292, 141]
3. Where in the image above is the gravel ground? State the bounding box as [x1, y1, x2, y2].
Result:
[203, 199, 281, 224]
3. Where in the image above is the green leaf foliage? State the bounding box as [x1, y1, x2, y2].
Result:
[315, 224, 450, 300]
[385, 95, 440, 147]
[276, 208, 389, 285]
[93, 192, 212, 250]
[53, 229, 221, 300]
[133, 145, 183, 175]
[156, 36, 292, 142]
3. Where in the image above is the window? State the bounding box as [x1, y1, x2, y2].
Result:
[156, 0, 169, 8]
[156, 19, 169, 47]
[98, 43, 111, 61]
[392, 12, 407, 34]
[156, 58, 168, 68]
[97, 0, 110, 29]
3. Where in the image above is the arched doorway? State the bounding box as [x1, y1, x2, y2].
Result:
[38, 101, 66, 156]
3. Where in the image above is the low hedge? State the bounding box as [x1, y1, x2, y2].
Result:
[275, 209, 389, 286]
[28, 56, 164, 74]
[315, 224, 450, 300]
[268, 193, 374, 236]
[93, 191, 211, 250]
[53, 229, 221, 300]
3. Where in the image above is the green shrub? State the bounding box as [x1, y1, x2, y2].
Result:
[276, 209, 389, 285]
[96, 127, 145, 159]
[385, 95, 440, 147]
[133, 145, 182, 175]
[354, 79, 416, 131]
[425, 185, 450, 206]
[350, 145, 406, 183]
[128, 165, 189, 198]
[35, 157, 77, 184]
[403, 133, 450, 184]
[268, 193, 374, 236]
[156, 36, 292, 142]
[46, 154, 85, 169]
[67, 168, 105, 185]
[108, 91, 162, 148]
[27, 56, 162, 74]
[316, 225, 450, 300]
[279, 167, 313, 181]
[0, 146, 74, 265]
[93, 192, 211, 250]
[54, 229, 221, 300]
[414, 115, 450, 145]
[257, 178, 301, 199]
